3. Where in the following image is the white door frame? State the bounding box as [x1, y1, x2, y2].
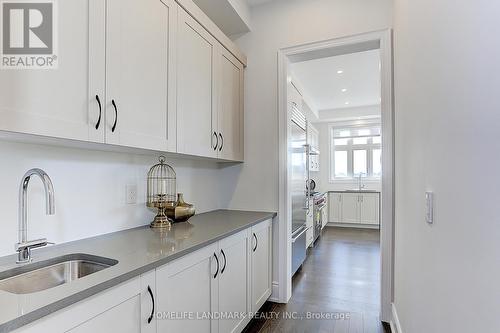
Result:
[276, 29, 394, 322]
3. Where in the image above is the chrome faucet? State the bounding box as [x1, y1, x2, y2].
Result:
[357, 173, 366, 191]
[16, 169, 55, 264]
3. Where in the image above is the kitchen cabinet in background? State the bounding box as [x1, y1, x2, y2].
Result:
[328, 192, 342, 223]
[342, 193, 360, 224]
[328, 192, 380, 226]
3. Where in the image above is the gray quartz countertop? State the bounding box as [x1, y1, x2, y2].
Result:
[328, 190, 380, 193]
[0, 209, 276, 332]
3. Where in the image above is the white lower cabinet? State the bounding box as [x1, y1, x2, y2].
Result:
[218, 230, 252, 333]
[68, 296, 141, 333]
[328, 193, 342, 223]
[341, 193, 361, 224]
[14, 220, 272, 333]
[155, 229, 252, 333]
[250, 219, 272, 313]
[359, 193, 380, 225]
[329, 192, 380, 226]
[156, 243, 219, 333]
[156, 221, 271, 333]
[14, 274, 154, 333]
[140, 270, 157, 333]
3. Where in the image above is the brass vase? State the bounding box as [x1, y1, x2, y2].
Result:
[166, 193, 195, 222]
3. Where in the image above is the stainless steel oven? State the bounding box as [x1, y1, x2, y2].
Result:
[313, 193, 327, 243]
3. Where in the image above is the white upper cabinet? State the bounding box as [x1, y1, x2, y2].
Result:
[176, 8, 218, 158]
[0, 0, 245, 161]
[106, 0, 177, 151]
[0, 0, 105, 143]
[217, 47, 244, 161]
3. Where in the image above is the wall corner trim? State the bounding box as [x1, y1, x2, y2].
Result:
[391, 303, 403, 333]
[268, 281, 280, 302]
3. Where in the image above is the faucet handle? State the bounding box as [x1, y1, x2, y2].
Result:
[15, 238, 49, 251]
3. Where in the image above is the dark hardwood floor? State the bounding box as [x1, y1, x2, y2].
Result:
[243, 227, 391, 333]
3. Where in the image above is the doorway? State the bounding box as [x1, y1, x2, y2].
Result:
[276, 30, 394, 323]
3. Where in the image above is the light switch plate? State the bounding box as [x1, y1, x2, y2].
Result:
[126, 184, 137, 204]
[425, 191, 434, 224]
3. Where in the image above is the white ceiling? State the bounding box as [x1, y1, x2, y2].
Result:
[290, 49, 381, 111]
[245, 0, 275, 7]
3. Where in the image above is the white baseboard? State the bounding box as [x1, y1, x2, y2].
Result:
[268, 281, 280, 302]
[326, 222, 380, 229]
[391, 303, 403, 333]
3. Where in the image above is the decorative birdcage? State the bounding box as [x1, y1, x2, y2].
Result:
[147, 156, 177, 228]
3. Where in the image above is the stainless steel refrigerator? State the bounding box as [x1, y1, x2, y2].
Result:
[291, 116, 308, 227]
[291, 109, 309, 275]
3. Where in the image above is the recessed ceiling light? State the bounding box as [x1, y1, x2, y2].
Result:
[337, 70, 344, 74]
[345, 101, 350, 105]
[341, 88, 347, 92]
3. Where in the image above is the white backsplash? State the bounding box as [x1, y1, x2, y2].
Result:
[0, 140, 226, 257]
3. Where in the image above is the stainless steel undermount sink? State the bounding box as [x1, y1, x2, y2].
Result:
[0, 254, 118, 295]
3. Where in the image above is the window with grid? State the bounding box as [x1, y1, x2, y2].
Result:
[330, 125, 381, 180]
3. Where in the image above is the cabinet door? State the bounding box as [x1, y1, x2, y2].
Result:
[156, 243, 219, 333]
[360, 193, 380, 225]
[68, 296, 141, 333]
[140, 270, 157, 333]
[0, 0, 105, 143]
[218, 230, 251, 333]
[177, 8, 218, 158]
[251, 219, 272, 312]
[106, 0, 176, 151]
[321, 201, 328, 229]
[328, 193, 342, 223]
[14, 278, 141, 333]
[341, 193, 360, 224]
[218, 47, 244, 161]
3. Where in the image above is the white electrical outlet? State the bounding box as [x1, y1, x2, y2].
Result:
[126, 184, 137, 204]
[425, 191, 434, 224]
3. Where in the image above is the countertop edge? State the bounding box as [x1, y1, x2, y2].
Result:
[327, 190, 381, 193]
[0, 210, 277, 333]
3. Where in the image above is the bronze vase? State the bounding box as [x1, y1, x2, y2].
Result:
[167, 193, 195, 222]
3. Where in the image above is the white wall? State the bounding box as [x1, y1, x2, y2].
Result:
[227, 0, 392, 298]
[319, 104, 380, 122]
[0, 141, 224, 257]
[394, 1, 500, 332]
